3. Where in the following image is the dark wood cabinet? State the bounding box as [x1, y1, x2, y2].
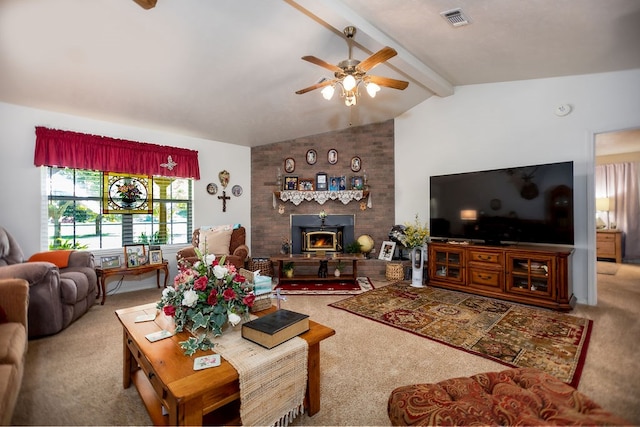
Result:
[428, 242, 575, 311]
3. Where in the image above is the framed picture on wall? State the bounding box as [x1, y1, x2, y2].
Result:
[284, 157, 295, 173]
[306, 149, 317, 165]
[350, 156, 361, 172]
[327, 149, 338, 165]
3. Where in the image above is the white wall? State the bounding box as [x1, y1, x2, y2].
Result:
[395, 69, 640, 305]
[0, 101, 251, 291]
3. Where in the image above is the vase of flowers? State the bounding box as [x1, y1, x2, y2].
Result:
[157, 249, 256, 356]
[399, 214, 430, 288]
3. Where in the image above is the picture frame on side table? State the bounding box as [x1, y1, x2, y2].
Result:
[149, 250, 163, 265]
[284, 176, 299, 191]
[101, 255, 121, 269]
[124, 244, 146, 268]
[379, 241, 396, 261]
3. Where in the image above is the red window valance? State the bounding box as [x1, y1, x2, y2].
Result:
[34, 127, 200, 179]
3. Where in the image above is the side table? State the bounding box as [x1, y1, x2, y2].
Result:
[95, 260, 169, 305]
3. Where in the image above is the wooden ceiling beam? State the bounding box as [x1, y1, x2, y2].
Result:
[132, 0, 157, 10]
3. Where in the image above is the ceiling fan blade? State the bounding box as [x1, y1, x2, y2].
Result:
[301, 56, 343, 73]
[295, 79, 337, 95]
[357, 46, 397, 72]
[132, 0, 157, 9]
[366, 75, 409, 90]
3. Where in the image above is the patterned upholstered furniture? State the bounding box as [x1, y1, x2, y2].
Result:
[176, 226, 249, 268]
[388, 367, 630, 426]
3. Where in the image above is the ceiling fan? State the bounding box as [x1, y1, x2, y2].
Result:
[296, 26, 409, 106]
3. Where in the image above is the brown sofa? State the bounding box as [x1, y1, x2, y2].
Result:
[0, 278, 29, 425]
[388, 367, 630, 426]
[0, 226, 97, 338]
[177, 226, 249, 268]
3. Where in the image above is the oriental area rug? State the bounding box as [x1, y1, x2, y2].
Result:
[330, 282, 592, 387]
[275, 277, 374, 295]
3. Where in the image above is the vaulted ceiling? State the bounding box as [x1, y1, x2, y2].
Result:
[1, 0, 639, 147]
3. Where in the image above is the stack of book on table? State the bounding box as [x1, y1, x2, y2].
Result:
[242, 309, 309, 349]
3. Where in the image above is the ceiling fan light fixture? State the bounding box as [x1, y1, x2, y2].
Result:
[344, 93, 357, 106]
[366, 82, 380, 98]
[321, 85, 335, 100]
[342, 74, 356, 91]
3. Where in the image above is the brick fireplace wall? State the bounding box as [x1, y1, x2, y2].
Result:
[250, 119, 396, 276]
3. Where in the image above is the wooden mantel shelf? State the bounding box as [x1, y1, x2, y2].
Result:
[273, 190, 370, 206]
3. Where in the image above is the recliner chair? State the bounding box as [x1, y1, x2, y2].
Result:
[0, 226, 97, 338]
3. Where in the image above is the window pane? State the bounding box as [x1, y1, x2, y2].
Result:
[46, 168, 192, 249]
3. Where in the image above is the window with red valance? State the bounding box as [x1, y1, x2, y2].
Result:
[33, 127, 200, 179]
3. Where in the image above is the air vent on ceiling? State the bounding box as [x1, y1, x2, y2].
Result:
[440, 8, 470, 27]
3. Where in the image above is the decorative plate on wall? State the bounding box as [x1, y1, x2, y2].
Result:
[232, 185, 243, 197]
[207, 183, 218, 195]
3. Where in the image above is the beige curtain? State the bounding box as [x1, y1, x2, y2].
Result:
[595, 163, 640, 261]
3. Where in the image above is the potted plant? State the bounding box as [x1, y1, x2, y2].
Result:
[283, 261, 294, 278]
[334, 260, 345, 277]
[345, 241, 362, 256]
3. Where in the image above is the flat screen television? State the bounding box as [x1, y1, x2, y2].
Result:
[429, 161, 574, 246]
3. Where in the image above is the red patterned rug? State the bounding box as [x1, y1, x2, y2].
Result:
[275, 277, 374, 295]
[330, 282, 592, 387]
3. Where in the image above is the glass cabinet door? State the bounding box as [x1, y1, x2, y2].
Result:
[432, 248, 465, 285]
[506, 255, 555, 298]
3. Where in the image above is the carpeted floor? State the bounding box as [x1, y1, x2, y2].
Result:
[12, 264, 640, 426]
[597, 261, 619, 275]
[330, 282, 592, 386]
[274, 276, 374, 295]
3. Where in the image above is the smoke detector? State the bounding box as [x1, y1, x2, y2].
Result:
[440, 8, 470, 27]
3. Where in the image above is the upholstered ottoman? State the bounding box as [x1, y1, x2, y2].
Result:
[388, 367, 629, 426]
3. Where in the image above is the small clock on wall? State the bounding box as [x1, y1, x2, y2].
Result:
[206, 183, 218, 195]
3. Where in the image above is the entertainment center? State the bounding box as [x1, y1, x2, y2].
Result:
[427, 160, 576, 311]
[428, 242, 575, 311]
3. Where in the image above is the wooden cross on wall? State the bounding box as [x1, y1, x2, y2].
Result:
[218, 190, 230, 212]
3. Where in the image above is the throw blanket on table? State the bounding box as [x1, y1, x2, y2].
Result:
[214, 327, 308, 426]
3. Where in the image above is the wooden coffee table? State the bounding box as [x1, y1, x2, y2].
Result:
[115, 303, 335, 426]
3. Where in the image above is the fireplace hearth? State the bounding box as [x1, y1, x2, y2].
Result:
[290, 214, 355, 255]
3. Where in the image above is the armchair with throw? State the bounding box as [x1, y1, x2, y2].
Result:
[177, 225, 249, 269]
[0, 226, 97, 338]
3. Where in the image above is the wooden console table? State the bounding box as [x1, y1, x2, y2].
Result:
[95, 261, 169, 305]
[270, 255, 360, 284]
[115, 303, 335, 426]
